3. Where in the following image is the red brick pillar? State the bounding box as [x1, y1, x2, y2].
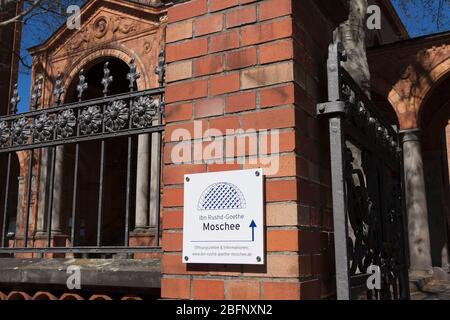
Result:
[161, 0, 331, 300]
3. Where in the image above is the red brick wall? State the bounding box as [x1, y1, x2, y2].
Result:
[292, 0, 338, 299]
[162, 0, 336, 300]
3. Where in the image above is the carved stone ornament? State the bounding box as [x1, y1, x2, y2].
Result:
[94, 16, 108, 39]
[70, 28, 89, 51]
[111, 16, 137, 35]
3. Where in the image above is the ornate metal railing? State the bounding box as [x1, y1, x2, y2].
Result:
[317, 43, 410, 300]
[0, 56, 165, 255]
[0, 89, 164, 153]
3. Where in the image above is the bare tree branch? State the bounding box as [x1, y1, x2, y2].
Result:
[395, 0, 448, 33]
[0, 0, 46, 27]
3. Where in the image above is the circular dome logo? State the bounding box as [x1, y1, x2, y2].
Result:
[198, 182, 247, 211]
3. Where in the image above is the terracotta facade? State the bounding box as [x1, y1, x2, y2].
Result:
[0, 0, 449, 300]
[28, 0, 167, 104]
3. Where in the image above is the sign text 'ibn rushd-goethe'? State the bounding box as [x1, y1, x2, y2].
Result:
[182, 169, 264, 265]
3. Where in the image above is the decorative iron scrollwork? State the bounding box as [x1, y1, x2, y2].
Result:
[0, 88, 163, 151]
[0, 121, 10, 147]
[10, 83, 20, 115]
[341, 75, 400, 161]
[31, 75, 44, 111]
[104, 100, 128, 132]
[56, 110, 77, 139]
[12, 117, 30, 145]
[345, 147, 377, 275]
[317, 42, 408, 300]
[131, 96, 158, 128]
[80, 106, 102, 135]
[33, 114, 54, 142]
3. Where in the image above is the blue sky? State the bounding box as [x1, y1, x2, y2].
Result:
[14, 0, 450, 113]
[391, 0, 450, 37]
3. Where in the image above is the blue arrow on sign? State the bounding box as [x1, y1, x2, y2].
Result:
[249, 220, 257, 242]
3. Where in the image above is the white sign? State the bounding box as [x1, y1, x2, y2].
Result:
[182, 169, 264, 265]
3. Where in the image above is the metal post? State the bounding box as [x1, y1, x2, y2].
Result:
[154, 98, 163, 247]
[97, 140, 105, 247]
[317, 42, 350, 300]
[1, 153, 12, 247]
[329, 117, 351, 300]
[154, 134, 162, 247]
[124, 136, 132, 247]
[70, 143, 79, 245]
[317, 41, 410, 300]
[124, 79, 136, 247]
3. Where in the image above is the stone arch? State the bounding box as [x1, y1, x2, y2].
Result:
[417, 64, 450, 128]
[388, 45, 450, 129]
[409, 55, 450, 269]
[62, 45, 149, 103]
[416, 56, 450, 109]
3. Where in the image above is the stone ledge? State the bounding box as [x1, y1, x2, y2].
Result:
[0, 258, 161, 290]
[411, 280, 450, 300]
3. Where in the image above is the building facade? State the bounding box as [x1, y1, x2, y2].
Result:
[0, 0, 449, 300]
[0, 0, 21, 116]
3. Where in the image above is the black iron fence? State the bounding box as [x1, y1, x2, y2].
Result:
[317, 43, 409, 300]
[0, 58, 165, 256]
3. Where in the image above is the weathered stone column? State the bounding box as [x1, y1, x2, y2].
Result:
[36, 148, 49, 235]
[134, 135, 150, 232]
[15, 176, 24, 234]
[51, 146, 64, 234]
[402, 129, 433, 275]
[423, 148, 450, 270]
[149, 130, 160, 230]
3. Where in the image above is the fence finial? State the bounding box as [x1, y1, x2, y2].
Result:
[30, 75, 44, 111]
[10, 83, 20, 114]
[127, 57, 141, 92]
[101, 62, 113, 96]
[77, 69, 88, 101]
[53, 73, 65, 106]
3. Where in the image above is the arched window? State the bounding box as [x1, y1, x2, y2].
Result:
[68, 58, 138, 251]
[38, 57, 141, 256]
